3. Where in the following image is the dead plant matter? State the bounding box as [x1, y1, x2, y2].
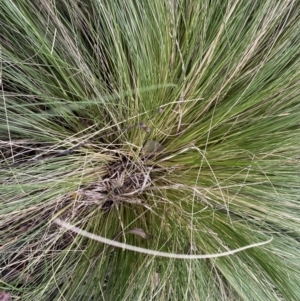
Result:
[75, 155, 155, 209]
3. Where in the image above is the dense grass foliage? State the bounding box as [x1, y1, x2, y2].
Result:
[1, 1, 300, 300]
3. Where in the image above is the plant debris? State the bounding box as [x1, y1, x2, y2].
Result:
[75, 156, 155, 209]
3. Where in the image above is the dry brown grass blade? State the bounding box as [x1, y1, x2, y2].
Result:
[113, 227, 152, 242]
[54, 218, 273, 259]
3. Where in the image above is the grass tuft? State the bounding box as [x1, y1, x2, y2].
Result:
[1, 1, 300, 300]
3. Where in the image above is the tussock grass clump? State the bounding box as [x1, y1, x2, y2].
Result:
[1, 1, 300, 300]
